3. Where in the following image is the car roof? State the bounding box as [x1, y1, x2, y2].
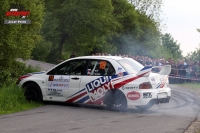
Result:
[69, 56, 125, 61]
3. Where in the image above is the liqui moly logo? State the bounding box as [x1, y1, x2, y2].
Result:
[86, 76, 114, 101]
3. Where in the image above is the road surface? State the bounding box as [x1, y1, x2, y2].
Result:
[1, 59, 199, 133]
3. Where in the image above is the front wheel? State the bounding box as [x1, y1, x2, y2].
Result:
[24, 83, 43, 102]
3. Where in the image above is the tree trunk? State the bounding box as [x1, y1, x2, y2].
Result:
[58, 33, 68, 60]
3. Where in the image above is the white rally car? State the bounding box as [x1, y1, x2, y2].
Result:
[17, 56, 171, 111]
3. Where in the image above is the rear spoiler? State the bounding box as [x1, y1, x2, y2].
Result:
[136, 66, 152, 77]
[158, 65, 171, 75]
[136, 65, 171, 77]
[152, 65, 171, 75]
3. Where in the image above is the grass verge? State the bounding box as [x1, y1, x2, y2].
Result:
[175, 82, 200, 90]
[0, 63, 43, 116]
[0, 84, 43, 115]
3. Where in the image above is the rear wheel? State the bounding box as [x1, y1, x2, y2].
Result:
[24, 83, 43, 102]
[104, 91, 114, 110]
[105, 90, 127, 111]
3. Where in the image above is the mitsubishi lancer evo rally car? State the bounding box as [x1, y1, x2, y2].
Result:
[16, 56, 171, 111]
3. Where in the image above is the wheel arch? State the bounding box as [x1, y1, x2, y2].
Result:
[22, 81, 41, 89]
[103, 89, 127, 104]
[22, 81, 44, 102]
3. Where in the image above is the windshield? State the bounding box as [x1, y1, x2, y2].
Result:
[118, 58, 144, 74]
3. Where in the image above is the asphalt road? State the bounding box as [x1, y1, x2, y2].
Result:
[1, 60, 199, 133]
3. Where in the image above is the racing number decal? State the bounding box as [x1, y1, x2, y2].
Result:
[49, 75, 54, 81]
[99, 61, 106, 69]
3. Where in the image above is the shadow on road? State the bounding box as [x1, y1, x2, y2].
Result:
[43, 101, 157, 114]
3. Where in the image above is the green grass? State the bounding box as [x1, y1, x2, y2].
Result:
[24, 65, 41, 74]
[176, 82, 200, 90]
[0, 84, 43, 115]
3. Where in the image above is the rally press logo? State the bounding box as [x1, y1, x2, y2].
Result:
[6, 9, 30, 18]
[4, 4, 31, 24]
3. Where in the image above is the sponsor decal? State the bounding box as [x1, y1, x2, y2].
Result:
[122, 86, 138, 90]
[118, 72, 124, 77]
[49, 82, 68, 88]
[160, 77, 166, 82]
[48, 76, 69, 89]
[53, 76, 69, 82]
[49, 75, 54, 81]
[47, 88, 63, 96]
[156, 76, 168, 88]
[143, 92, 152, 99]
[48, 75, 69, 82]
[151, 78, 155, 81]
[66, 71, 149, 104]
[118, 67, 122, 71]
[86, 76, 113, 101]
[127, 91, 140, 100]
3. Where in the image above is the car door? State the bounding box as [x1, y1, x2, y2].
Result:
[46, 59, 88, 101]
[80, 59, 116, 104]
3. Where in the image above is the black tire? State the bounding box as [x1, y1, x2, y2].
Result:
[24, 83, 43, 102]
[105, 90, 127, 111]
[113, 90, 127, 111]
[104, 91, 114, 110]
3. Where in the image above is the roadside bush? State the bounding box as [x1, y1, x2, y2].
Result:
[0, 84, 42, 115]
[0, 61, 40, 88]
[0, 62, 42, 115]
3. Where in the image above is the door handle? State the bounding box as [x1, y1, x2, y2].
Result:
[71, 77, 79, 80]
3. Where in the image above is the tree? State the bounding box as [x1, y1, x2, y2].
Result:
[0, 0, 44, 67]
[110, 0, 160, 57]
[128, 0, 164, 20]
[42, 0, 119, 63]
[184, 29, 200, 62]
[31, 38, 52, 61]
[161, 33, 182, 60]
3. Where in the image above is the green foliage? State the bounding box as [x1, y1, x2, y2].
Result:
[0, 61, 40, 88]
[177, 83, 200, 90]
[161, 33, 183, 60]
[184, 29, 200, 61]
[0, 84, 42, 115]
[149, 44, 171, 59]
[31, 0, 174, 61]
[0, 63, 41, 115]
[31, 38, 52, 61]
[110, 0, 160, 56]
[41, 0, 119, 63]
[185, 50, 200, 62]
[0, 0, 44, 67]
[129, 0, 164, 31]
